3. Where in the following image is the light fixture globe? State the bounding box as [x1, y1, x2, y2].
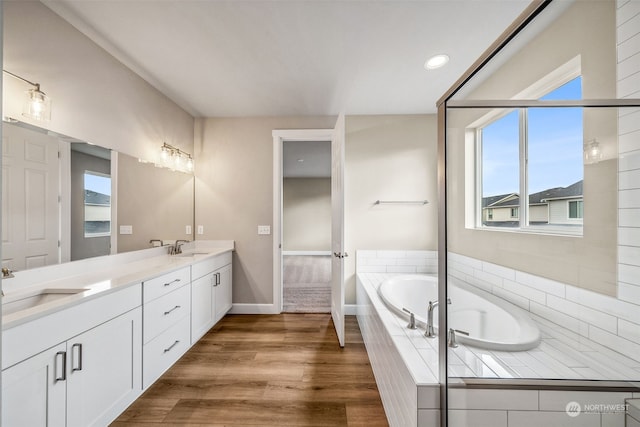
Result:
[23, 86, 51, 121]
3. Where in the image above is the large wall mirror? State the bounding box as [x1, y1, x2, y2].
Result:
[1, 118, 194, 272]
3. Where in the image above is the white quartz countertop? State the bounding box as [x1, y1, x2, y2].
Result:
[2, 241, 234, 330]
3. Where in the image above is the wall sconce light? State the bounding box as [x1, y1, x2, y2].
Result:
[584, 138, 603, 164]
[3, 69, 52, 121]
[160, 142, 194, 172]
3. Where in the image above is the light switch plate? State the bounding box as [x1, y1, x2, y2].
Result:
[120, 225, 133, 235]
[258, 225, 271, 235]
[197, 225, 204, 235]
[186, 225, 192, 235]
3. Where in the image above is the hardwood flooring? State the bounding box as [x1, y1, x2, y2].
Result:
[111, 314, 388, 427]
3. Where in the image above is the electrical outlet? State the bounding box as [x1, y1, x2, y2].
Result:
[119, 225, 133, 235]
[186, 225, 192, 235]
[197, 225, 204, 235]
[258, 225, 271, 235]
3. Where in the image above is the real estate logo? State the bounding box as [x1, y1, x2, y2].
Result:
[565, 401, 581, 417]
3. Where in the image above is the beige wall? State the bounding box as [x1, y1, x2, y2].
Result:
[3, 1, 194, 162]
[344, 115, 438, 303]
[194, 116, 336, 304]
[117, 153, 194, 253]
[447, 1, 618, 295]
[283, 178, 331, 252]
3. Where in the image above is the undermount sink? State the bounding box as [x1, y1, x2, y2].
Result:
[174, 252, 210, 257]
[2, 288, 87, 316]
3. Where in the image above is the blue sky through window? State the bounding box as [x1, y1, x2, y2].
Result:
[85, 172, 111, 197]
[482, 77, 583, 197]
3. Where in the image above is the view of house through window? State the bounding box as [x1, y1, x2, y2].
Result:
[479, 76, 583, 233]
[84, 171, 112, 237]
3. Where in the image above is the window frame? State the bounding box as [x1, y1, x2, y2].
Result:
[83, 170, 112, 238]
[471, 62, 583, 236]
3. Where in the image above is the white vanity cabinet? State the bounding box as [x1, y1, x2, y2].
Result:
[191, 252, 233, 344]
[2, 285, 142, 427]
[142, 266, 191, 388]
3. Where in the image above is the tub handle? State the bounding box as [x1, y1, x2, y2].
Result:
[448, 328, 469, 348]
[402, 308, 417, 330]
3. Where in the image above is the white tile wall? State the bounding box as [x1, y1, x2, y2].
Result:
[356, 250, 639, 426]
[618, 0, 640, 374]
[449, 252, 640, 364]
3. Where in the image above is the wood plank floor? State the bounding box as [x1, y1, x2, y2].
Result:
[111, 314, 388, 427]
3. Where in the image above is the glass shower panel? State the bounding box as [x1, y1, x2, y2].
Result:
[446, 105, 639, 426]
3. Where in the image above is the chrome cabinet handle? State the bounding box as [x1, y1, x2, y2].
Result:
[163, 340, 180, 353]
[163, 278, 181, 287]
[71, 343, 83, 372]
[55, 351, 67, 382]
[163, 305, 181, 315]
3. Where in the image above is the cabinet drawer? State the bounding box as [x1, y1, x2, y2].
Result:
[143, 284, 190, 344]
[143, 267, 190, 303]
[142, 315, 190, 389]
[192, 251, 232, 281]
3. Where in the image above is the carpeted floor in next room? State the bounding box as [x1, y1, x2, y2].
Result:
[283, 255, 332, 313]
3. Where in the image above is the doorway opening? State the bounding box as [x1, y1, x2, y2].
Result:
[281, 140, 332, 312]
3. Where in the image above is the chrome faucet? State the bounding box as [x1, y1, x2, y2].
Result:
[448, 328, 469, 348]
[170, 240, 190, 255]
[425, 298, 451, 338]
[1, 267, 15, 279]
[402, 308, 417, 330]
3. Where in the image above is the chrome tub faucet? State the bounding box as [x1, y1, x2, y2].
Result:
[425, 298, 451, 338]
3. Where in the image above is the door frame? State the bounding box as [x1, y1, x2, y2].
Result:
[272, 129, 336, 314]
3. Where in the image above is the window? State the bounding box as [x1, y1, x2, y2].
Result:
[568, 200, 583, 219]
[478, 76, 583, 234]
[84, 172, 111, 237]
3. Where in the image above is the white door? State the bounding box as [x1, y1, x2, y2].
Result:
[2, 123, 60, 270]
[331, 114, 346, 347]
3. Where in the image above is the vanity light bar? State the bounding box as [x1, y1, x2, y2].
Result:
[160, 142, 194, 172]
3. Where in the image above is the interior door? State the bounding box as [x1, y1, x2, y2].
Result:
[2, 123, 60, 270]
[331, 113, 346, 347]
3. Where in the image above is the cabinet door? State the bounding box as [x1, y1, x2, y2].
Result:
[66, 307, 142, 427]
[2, 343, 67, 427]
[214, 264, 233, 323]
[191, 272, 215, 344]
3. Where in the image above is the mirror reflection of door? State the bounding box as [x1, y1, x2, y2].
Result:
[2, 122, 60, 270]
[70, 144, 112, 261]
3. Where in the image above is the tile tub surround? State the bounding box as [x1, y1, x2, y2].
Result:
[448, 252, 640, 371]
[356, 272, 440, 427]
[357, 250, 640, 426]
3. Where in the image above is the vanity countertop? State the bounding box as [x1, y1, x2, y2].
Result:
[2, 241, 234, 330]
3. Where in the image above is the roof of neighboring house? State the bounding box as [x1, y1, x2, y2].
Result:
[483, 180, 583, 209]
[482, 193, 517, 208]
[85, 189, 110, 206]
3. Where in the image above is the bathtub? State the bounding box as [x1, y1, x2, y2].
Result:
[378, 275, 541, 351]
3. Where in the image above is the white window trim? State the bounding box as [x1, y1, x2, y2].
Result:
[466, 57, 583, 236]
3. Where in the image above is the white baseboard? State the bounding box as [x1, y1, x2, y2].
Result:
[345, 304, 357, 316]
[229, 304, 280, 314]
[229, 303, 357, 316]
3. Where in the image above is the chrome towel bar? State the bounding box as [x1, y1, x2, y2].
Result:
[374, 200, 429, 205]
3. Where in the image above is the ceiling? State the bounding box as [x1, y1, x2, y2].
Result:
[43, 0, 531, 118]
[283, 140, 331, 178]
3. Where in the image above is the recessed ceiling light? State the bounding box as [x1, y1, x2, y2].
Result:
[425, 54, 449, 70]
[297, 158, 304, 162]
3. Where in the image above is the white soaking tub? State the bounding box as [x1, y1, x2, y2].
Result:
[378, 274, 541, 351]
